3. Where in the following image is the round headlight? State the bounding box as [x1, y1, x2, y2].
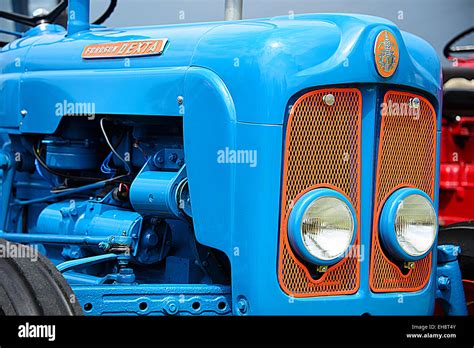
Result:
[288, 189, 356, 265]
[380, 188, 437, 261]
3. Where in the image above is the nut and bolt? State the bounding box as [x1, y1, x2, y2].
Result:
[163, 298, 179, 315]
[438, 276, 451, 291]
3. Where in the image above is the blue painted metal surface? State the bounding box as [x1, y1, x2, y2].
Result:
[71, 284, 232, 316]
[130, 162, 187, 218]
[0, 0, 454, 315]
[435, 245, 468, 315]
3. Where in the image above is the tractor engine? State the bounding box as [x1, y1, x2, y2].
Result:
[1, 116, 231, 312]
[2, 114, 228, 284]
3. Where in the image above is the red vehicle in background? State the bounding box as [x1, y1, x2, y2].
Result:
[440, 27, 474, 225]
[439, 27, 474, 314]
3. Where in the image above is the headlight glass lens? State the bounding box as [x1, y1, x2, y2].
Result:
[395, 194, 437, 256]
[301, 197, 354, 261]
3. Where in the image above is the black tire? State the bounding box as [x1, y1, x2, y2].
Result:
[0, 238, 83, 315]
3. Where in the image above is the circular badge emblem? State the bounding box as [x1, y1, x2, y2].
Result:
[374, 30, 399, 78]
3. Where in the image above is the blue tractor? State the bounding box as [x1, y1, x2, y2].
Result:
[0, 0, 468, 315]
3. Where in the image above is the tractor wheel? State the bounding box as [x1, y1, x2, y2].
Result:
[0, 238, 83, 315]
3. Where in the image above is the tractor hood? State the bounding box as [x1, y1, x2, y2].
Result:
[0, 13, 441, 132]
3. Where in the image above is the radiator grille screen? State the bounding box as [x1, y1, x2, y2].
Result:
[278, 88, 362, 297]
[369, 90, 437, 292]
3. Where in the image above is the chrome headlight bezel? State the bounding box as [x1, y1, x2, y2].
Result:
[287, 188, 357, 266]
[379, 188, 438, 261]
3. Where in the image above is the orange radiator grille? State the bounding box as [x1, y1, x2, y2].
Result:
[278, 88, 361, 297]
[369, 91, 437, 292]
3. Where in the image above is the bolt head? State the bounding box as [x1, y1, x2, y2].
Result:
[438, 276, 451, 291]
[20, 109, 27, 116]
[163, 298, 179, 315]
[177, 96, 184, 104]
[322, 93, 335, 106]
[411, 97, 420, 109]
[237, 299, 248, 314]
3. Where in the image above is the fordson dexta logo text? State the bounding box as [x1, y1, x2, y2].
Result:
[82, 39, 168, 59]
[374, 30, 399, 78]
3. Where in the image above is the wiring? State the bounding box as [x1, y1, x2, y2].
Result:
[100, 152, 117, 176]
[34, 142, 130, 193]
[50, 173, 129, 194]
[31, 119, 133, 195]
[100, 118, 132, 175]
[34, 159, 58, 187]
[14, 177, 122, 205]
[50, 118, 133, 194]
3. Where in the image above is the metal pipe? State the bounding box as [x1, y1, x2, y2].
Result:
[57, 253, 118, 273]
[224, 0, 243, 21]
[68, 0, 90, 35]
[0, 151, 14, 231]
[0, 231, 105, 246]
[13, 179, 109, 206]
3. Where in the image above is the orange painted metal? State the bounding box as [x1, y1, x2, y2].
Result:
[278, 88, 362, 297]
[369, 91, 437, 292]
[82, 39, 168, 59]
[374, 30, 399, 78]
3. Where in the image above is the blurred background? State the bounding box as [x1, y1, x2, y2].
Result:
[0, 0, 473, 66]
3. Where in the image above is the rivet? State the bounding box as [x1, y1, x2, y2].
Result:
[322, 93, 335, 106]
[20, 109, 27, 116]
[177, 96, 184, 104]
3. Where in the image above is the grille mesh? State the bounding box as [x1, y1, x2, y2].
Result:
[278, 88, 361, 297]
[369, 90, 437, 292]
